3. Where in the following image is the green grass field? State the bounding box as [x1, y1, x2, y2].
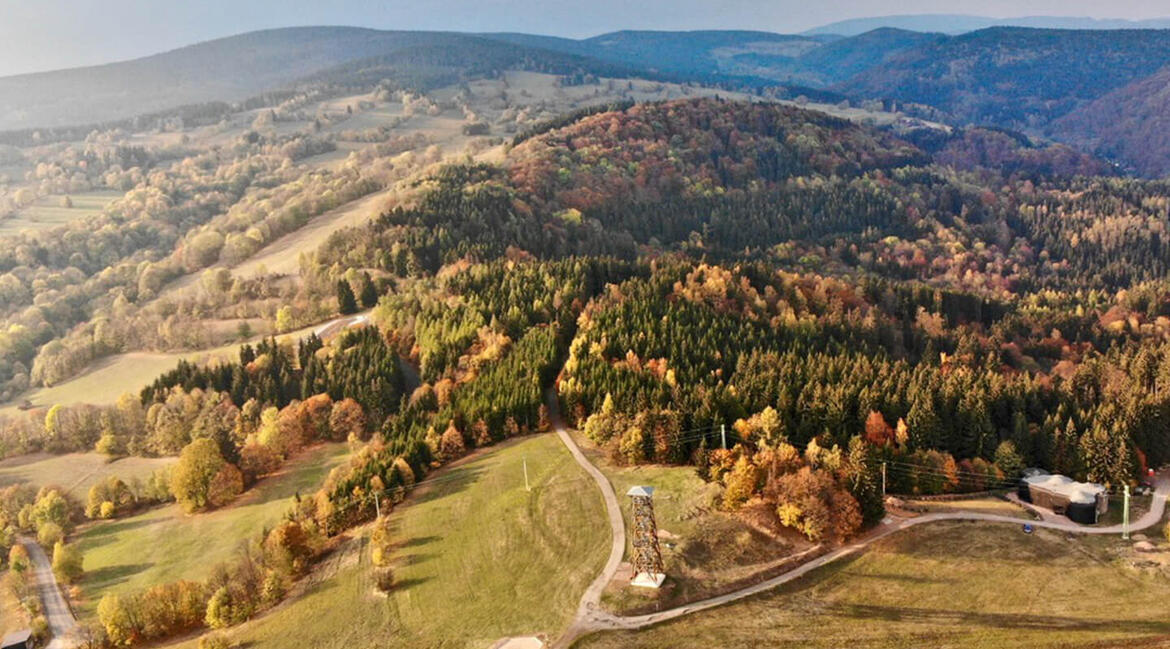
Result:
[576, 521, 1170, 649]
[0, 190, 120, 235]
[0, 452, 173, 499]
[169, 433, 608, 649]
[75, 444, 349, 616]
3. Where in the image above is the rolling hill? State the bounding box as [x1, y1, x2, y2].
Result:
[834, 27, 1170, 130]
[805, 13, 1170, 36]
[1049, 65, 1170, 176]
[0, 27, 648, 132]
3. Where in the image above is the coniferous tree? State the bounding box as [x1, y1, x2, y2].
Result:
[337, 280, 359, 315]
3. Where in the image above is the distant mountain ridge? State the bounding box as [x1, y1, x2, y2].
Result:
[0, 26, 657, 132]
[805, 14, 1170, 36]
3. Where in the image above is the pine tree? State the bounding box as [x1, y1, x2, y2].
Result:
[358, 272, 379, 308]
[337, 280, 358, 315]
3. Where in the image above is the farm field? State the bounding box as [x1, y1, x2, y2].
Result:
[0, 452, 173, 498]
[168, 433, 609, 649]
[74, 443, 350, 616]
[576, 522, 1170, 649]
[0, 190, 120, 235]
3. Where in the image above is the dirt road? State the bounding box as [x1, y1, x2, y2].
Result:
[20, 537, 77, 649]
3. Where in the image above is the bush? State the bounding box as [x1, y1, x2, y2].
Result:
[199, 632, 233, 649]
[51, 541, 84, 584]
[37, 522, 64, 548]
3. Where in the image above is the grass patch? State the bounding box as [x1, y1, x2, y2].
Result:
[167, 433, 608, 649]
[901, 495, 1034, 520]
[576, 521, 1170, 649]
[0, 452, 174, 499]
[74, 443, 349, 616]
[0, 190, 120, 235]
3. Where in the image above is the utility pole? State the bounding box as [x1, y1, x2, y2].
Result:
[720, 424, 727, 450]
[1122, 484, 1130, 540]
[881, 462, 887, 497]
[373, 491, 382, 519]
[523, 457, 531, 492]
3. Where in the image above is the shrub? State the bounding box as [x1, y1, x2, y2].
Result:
[51, 541, 84, 584]
[199, 633, 233, 649]
[37, 521, 64, 548]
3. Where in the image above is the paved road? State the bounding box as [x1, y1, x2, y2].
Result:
[313, 313, 369, 339]
[19, 537, 77, 649]
[548, 415, 1170, 646]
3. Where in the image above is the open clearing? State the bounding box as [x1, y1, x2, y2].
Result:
[576, 521, 1170, 649]
[0, 452, 173, 499]
[232, 188, 395, 277]
[567, 431, 806, 615]
[74, 443, 349, 616]
[0, 316, 353, 414]
[0, 190, 120, 236]
[899, 495, 1033, 520]
[170, 433, 608, 649]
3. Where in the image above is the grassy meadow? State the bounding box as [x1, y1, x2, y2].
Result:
[0, 190, 120, 236]
[576, 521, 1170, 649]
[0, 452, 173, 499]
[168, 433, 608, 649]
[74, 443, 350, 616]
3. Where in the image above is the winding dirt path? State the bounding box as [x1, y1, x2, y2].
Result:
[547, 402, 1170, 648]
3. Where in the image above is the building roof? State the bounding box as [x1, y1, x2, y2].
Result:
[1, 629, 32, 646]
[1023, 471, 1106, 505]
[626, 485, 655, 498]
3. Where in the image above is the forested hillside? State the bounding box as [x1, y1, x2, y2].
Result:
[2, 96, 1170, 643]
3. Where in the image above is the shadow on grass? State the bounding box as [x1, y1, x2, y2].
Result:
[392, 553, 435, 568]
[84, 562, 153, 588]
[411, 464, 488, 506]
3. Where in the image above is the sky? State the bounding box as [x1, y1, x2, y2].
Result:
[0, 0, 1168, 77]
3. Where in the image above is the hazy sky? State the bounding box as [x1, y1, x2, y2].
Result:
[0, 0, 1168, 77]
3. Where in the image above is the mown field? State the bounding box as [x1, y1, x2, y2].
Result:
[576, 521, 1170, 649]
[0, 317, 353, 415]
[74, 443, 350, 616]
[0, 452, 173, 498]
[169, 433, 608, 649]
[0, 190, 120, 236]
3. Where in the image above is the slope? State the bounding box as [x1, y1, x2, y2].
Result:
[0, 27, 646, 132]
[1049, 65, 1170, 177]
[835, 27, 1170, 129]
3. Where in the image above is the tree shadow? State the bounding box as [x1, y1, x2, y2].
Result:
[410, 464, 487, 506]
[84, 562, 153, 588]
[392, 552, 434, 568]
[82, 515, 163, 539]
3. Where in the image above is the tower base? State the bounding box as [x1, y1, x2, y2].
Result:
[631, 572, 666, 588]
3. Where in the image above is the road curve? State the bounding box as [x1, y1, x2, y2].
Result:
[549, 417, 1170, 646]
[19, 537, 77, 649]
[547, 391, 626, 649]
